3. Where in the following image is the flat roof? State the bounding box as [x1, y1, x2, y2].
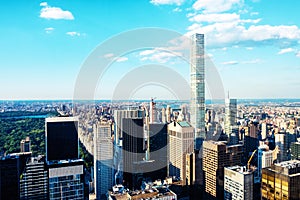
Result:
[46, 116, 78, 122]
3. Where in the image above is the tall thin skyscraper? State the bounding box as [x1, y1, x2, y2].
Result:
[225, 97, 237, 135]
[190, 33, 205, 150]
[94, 123, 113, 200]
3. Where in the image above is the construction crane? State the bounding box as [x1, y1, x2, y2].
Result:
[247, 149, 257, 170]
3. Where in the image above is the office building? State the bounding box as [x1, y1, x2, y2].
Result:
[168, 121, 194, 185]
[20, 137, 31, 153]
[291, 142, 300, 160]
[0, 155, 21, 200]
[122, 118, 145, 189]
[224, 98, 237, 136]
[114, 109, 144, 146]
[203, 141, 242, 199]
[224, 166, 253, 200]
[47, 159, 85, 200]
[190, 33, 205, 149]
[20, 156, 48, 200]
[94, 122, 114, 200]
[149, 123, 168, 179]
[261, 160, 300, 200]
[45, 117, 79, 161]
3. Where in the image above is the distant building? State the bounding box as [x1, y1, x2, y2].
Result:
[224, 166, 253, 200]
[94, 122, 114, 200]
[262, 160, 300, 200]
[203, 141, 243, 199]
[20, 156, 48, 200]
[45, 117, 79, 161]
[20, 137, 31, 153]
[224, 98, 237, 136]
[291, 142, 300, 160]
[168, 121, 194, 186]
[47, 159, 86, 200]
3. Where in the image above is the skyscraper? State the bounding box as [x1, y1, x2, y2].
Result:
[20, 156, 48, 200]
[190, 33, 205, 150]
[168, 121, 194, 185]
[47, 159, 85, 200]
[45, 117, 79, 161]
[94, 122, 114, 200]
[122, 118, 145, 189]
[224, 98, 237, 135]
[261, 160, 300, 200]
[224, 166, 253, 200]
[203, 141, 242, 199]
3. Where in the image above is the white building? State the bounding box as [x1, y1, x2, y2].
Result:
[224, 166, 253, 200]
[94, 123, 114, 200]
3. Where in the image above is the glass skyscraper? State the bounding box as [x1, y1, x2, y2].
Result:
[190, 33, 205, 149]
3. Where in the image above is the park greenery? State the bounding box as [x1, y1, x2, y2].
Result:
[0, 113, 93, 170]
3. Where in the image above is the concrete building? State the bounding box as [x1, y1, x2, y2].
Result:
[20, 137, 31, 153]
[168, 121, 194, 185]
[224, 166, 253, 200]
[94, 122, 114, 200]
[20, 156, 48, 200]
[47, 159, 86, 200]
[262, 160, 300, 200]
[202, 141, 243, 199]
[190, 33, 205, 149]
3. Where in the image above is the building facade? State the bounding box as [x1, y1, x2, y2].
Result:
[190, 33, 205, 149]
[261, 160, 300, 200]
[20, 156, 48, 200]
[224, 166, 253, 200]
[168, 121, 194, 185]
[94, 122, 114, 200]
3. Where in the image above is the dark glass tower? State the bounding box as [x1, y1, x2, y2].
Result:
[122, 118, 144, 189]
[45, 117, 79, 161]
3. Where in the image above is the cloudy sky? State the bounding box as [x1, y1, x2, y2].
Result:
[1, 0, 300, 100]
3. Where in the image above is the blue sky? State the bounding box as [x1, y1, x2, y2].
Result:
[0, 0, 300, 100]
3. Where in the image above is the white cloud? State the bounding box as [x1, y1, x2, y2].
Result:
[173, 7, 182, 12]
[115, 57, 128, 62]
[66, 31, 80, 36]
[246, 47, 253, 50]
[150, 0, 185, 6]
[186, 22, 300, 48]
[277, 48, 294, 55]
[250, 12, 259, 16]
[44, 27, 54, 34]
[241, 59, 261, 64]
[190, 13, 240, 23]
[104, 53, 114, 58]
[222, 61, 238, 65]
[189, 12, 261, 24]
[192, 0, 241, 13]
[40, 2, 48, 6]
[139, 48, 183, 63]
[297, 51, 300, 57]
[40, 3, 74, 20]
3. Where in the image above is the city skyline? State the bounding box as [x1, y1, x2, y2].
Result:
[1, 0, 300, 100]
